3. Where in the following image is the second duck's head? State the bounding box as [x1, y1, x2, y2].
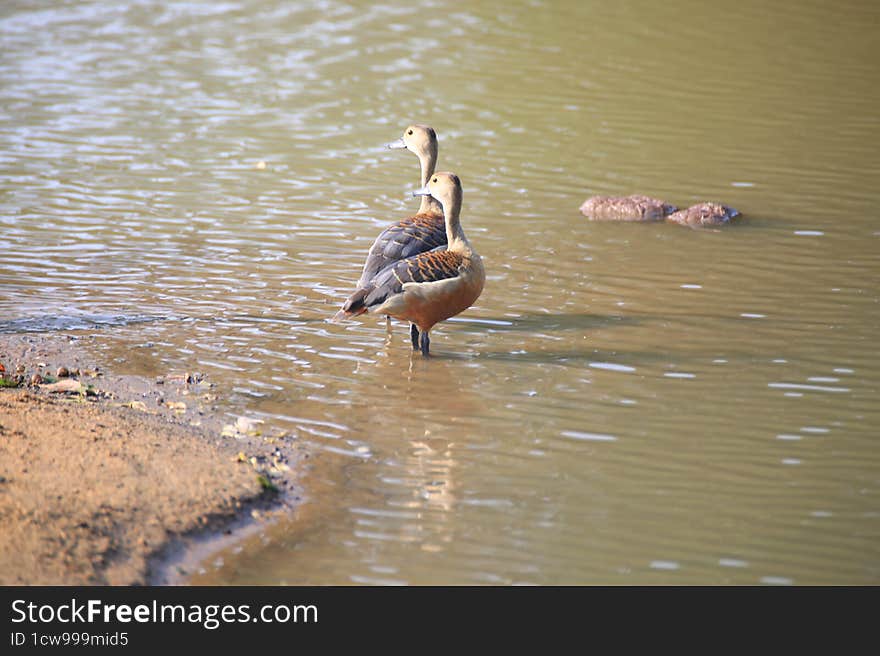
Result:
[413, 171, 462, 211]
[386, 124, 438, 159]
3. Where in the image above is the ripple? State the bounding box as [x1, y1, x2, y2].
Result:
[589, 362, 636, 373]
[560, 430, 618, 442]
[0, 313, 167, 334]
[650, 560, 680, 571]
[768, 382, 851, 393]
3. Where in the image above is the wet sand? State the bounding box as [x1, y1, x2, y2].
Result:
[0, 333, 303, 585]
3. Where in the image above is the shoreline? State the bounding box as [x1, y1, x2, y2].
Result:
[0, 332, 305, 585]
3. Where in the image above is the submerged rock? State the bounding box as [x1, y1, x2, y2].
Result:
[666, 202, 740, 228]
[579, 195, 677, 222]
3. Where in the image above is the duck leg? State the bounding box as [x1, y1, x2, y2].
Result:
[419, 330, 430, 357]
[410, 324, 420, 351]
[385, 316, 392, 333]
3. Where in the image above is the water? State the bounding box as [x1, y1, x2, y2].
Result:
[2, 0, 879, 584]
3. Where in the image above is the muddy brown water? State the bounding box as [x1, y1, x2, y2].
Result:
[2, 0, 879, 584]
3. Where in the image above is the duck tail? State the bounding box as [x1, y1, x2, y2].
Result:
[331, 288, 370, 322]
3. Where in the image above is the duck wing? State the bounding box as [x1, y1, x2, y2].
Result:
[342, 249, 464, 314]
[356, 212, 446, 288]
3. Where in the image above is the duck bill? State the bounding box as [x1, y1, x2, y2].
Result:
[385, 137, 407, 150]
[411, 183, 431, 197]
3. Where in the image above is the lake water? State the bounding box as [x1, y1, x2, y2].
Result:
[2, 0, 879, 584]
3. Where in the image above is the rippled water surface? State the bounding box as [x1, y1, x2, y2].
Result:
[2, 0, 879, 584]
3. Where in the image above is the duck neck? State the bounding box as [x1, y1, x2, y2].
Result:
[442, 195, 468, 251]
[417, 148, 442, 215]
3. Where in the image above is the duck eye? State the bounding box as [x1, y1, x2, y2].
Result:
[407, 129, 413, 135]
[432, 177, 437, 183]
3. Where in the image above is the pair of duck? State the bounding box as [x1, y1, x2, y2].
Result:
[333, 125, 485, 356]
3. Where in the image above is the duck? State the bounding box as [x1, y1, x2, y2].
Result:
[666, 202, 740, 228]
[334, 172, 485, 356]
[353, 124, 446, 291]
[579, 194, 677, 222]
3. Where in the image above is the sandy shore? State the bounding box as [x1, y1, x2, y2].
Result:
[0, 333, 302, 585]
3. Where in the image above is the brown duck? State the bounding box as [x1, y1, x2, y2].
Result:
[355, 125, 445, 289]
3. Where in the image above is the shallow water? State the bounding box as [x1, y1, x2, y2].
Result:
[2, 0, 879, 584]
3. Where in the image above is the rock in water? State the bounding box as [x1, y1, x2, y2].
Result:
[579, 195, 677, 222]
[666, 202, 740, 228]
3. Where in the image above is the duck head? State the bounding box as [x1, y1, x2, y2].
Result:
[413, 171, 462, 210]
[386, 124, 438, 159]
